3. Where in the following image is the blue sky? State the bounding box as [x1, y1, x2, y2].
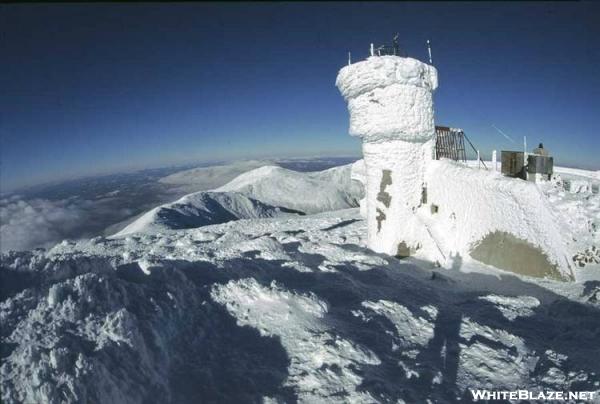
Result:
[1, 2, 599, 191]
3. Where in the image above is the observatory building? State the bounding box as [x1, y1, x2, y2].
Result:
[337, 39, 574, 281]
[336, 53, 439, 258]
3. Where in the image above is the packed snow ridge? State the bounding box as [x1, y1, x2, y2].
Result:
[1, 160, 599, 404]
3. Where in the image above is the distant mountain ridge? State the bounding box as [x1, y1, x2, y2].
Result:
[114, 191, 301, 236]
[114, 163, 364, 235]
[216, 164, 363, 214]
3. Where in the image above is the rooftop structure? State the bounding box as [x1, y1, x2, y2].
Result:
[501, 143, 554, 182]
[435, 126, 466, 162]
[371, 34, 405, 57]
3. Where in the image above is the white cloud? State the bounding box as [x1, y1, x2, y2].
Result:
[0, 197, 92, 252]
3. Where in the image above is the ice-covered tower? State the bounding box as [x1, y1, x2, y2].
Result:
[336, 56, 439, 257]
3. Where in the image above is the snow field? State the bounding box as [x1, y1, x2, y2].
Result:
[2, 160, 599, 403]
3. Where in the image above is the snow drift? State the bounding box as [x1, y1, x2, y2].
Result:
[424, 160, 574, 280]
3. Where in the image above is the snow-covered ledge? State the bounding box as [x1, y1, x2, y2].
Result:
[424, 160, 573, 280]
[337, 56, 441, 260]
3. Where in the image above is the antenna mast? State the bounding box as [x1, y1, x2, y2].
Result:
[427, 40, 433, 64]
[393, 33, 400, 56]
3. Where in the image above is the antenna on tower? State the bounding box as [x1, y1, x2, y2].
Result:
[348, 52, 351, 66]
[370, 43, 374, 57]
[393, 33, 400, 56]
[491, 124, 515, 143]
[426, 39, 433, 64]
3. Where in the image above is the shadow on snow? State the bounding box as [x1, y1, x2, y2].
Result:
[2, 242, 600, 403]
[124, 242, 600, 403]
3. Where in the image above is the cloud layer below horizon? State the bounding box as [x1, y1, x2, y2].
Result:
[0, 196, 135, 252]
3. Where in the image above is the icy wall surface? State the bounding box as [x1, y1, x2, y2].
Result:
[336, 56, 438, 143]
[424, 160, 574, 280]
[337, 56, 440, 258]
[361, 140, 439, 258]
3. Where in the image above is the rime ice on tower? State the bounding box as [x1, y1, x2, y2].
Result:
[338, 50, 574, 281]
[336, 55, 440, 258]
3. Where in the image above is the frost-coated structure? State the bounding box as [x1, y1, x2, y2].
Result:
[338, 55, 576, 280]
[337, 56, 440, 258]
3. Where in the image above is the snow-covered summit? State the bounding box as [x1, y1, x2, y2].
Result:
[114, 191, 300, 236]
[216, 164, 363, 214]
[158, 160, 271, 194]
[113, 163, 364, 236]
[1, 159, 599, 403]
[2, 207, 599, 404]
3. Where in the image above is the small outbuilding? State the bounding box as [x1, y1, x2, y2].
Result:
[501, 151, 527, 179]
[528, 143, 553, 182]
[501, 143, 553, 182]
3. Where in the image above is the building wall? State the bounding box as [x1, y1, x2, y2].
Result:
[337, 56, 440, 258]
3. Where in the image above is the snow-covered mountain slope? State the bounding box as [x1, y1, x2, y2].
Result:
[216, 164, 364, 214]
[2, 209, 599, 404]
[114, 191, 300, 236]
[537, 175, 600, 280]
[159, 160, 272, 194]
[115, 164, 363, 236]
[2, 162, 599, 403]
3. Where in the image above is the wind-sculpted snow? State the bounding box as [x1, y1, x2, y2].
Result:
[212, 279, 381, 402]
[425, 160, 576, 279]
[538, 172, 600, 280]
[2, 209, 600, 403]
